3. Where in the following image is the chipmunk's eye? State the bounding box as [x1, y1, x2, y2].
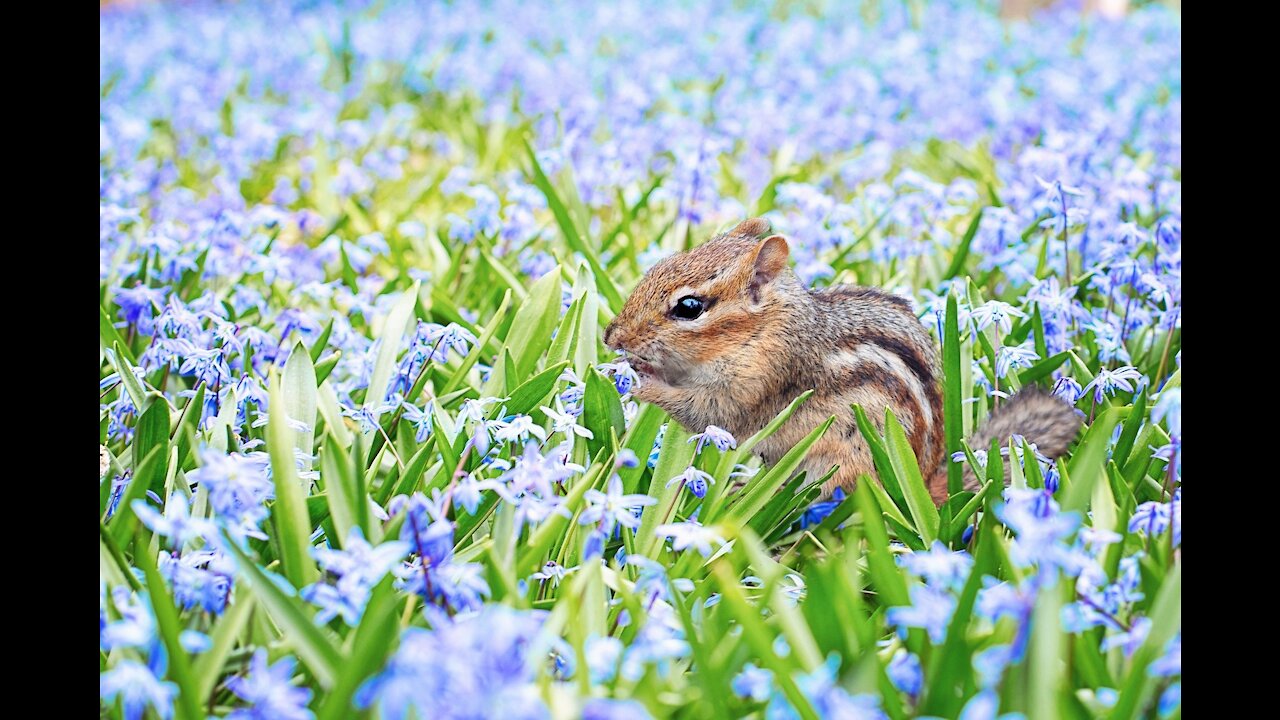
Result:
[672, 296, 705, 320]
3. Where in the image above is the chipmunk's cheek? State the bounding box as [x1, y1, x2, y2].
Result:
[687, 315, 753, 364]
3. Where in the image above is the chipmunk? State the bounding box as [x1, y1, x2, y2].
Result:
[603, 218, 1081, 502]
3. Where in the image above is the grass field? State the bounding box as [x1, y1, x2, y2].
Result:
[100, 1, 1181, 718]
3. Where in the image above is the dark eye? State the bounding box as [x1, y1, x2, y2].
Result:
[672, 296, 705, 320]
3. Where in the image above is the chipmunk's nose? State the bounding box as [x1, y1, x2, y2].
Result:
[603, 320, 621, 350]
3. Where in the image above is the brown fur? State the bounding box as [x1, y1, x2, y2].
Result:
[604, 218, 1081, 504]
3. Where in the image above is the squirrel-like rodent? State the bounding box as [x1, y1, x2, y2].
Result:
[604, 218, 1082, 503]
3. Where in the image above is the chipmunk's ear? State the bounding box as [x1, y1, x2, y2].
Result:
[748, 234, 789, 301]
[730, 217, 772, 239]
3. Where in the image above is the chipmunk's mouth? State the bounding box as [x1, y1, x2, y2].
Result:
[626, 355, 657, 378]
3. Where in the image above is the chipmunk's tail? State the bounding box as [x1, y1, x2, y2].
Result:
[938, 387, 1083, 496]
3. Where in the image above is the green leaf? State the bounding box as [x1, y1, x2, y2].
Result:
[523, 137, 624, 312]
[546, 293, 584, 368]
[193, 594, 255, 702]
[224, 539, 341, 689]
[283, 342, 319, 460]
[943, 208, 984, 279]
[943, 292, 964, 494]
[724, 416, 835, 525]
[635, 422, 696, 559]
[852, 480, 910, 607]
[705, 390, 813, 516]
[882, 408, 940, 545]
[1112, 390, 1147, 469]
[136, 537, 204, 720]
[581, 368, 625, 456]
[365, 280, 421, 421]
[172, 383, 205, 468]
[502, 266, 562, 379]
[314, 352, 341, 387]
[309, 318, 334, 363]
[109, 446, 164, 546]
[109, 343, 149, 411]
[1016, 351, 1071, 386]
[851, 404, 908, 515]
[1109, 561, 1181, 720]
[618, 403, 664, 494]
[316, 577, 404, 720]
[1062, 408, 1121, 514]
[321, 434, 358, 547]
[101, 304, 138, 367]
[441, 290, 513, 395]
[134, 395, 172, 495]
[267, 373, 319, 588]
[505, 360, 571, 418]
[1027, 574, 1066, 720]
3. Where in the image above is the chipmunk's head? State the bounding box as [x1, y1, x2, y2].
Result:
[604, 218, 795, 402]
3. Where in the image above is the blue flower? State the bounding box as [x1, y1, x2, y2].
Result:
[732, 663, 774, 701]
[1082, 366, 1144, 403]
[131, 494, 217, 549]
[1158, 682, 1181, 718]
[115, 284, 168, 334]
[226, 649, 314, 720]
[100, 660, 176, 720]
[654, 521, 726, 557]
[1129, 499, 1180, 547]
[1149, 634, 1181, 677]
[886, 585, 955, 644]
[303, 528, 408, 626]
[995, 488, 1083, 570]
[995, 341, 1039, 379]
[666, 466, 716, 499]
[887, 649, 922, 698]
[971, 301, 1026, 335]
[765, 655, 887, 720]
[898, 540, 974, 591]
[689, 425, 737, 454]
[582, 698, 653, 720]
[100, 587, 155, 650]
[401, 402, 433, 443]
[357, 606, 550, 719]
[800, 487, 845, 528]
[400, 495, 455, 567]
[582, 474, 657, 533]
[531, 561, 577, 587]
[957, 689, 1024, 720]
[187, 448, 273, 541]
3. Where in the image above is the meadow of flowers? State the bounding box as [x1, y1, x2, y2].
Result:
[99, 1, 1181, 718]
